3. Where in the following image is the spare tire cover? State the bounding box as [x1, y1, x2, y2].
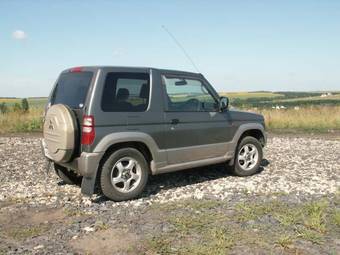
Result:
[43, 104, 76, 163]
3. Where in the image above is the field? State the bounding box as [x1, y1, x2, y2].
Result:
[0, 91, 340, 133]
[0, 97, 47, 108]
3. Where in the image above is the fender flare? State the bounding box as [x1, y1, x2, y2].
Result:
[228, 123, 266, 165]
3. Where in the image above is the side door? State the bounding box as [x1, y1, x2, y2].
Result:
[161, 73, 234, 165]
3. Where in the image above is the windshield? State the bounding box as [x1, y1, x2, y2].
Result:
[51, 72, 93, 109]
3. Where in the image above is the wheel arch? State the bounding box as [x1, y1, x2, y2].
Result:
[228, 123, 266, 166]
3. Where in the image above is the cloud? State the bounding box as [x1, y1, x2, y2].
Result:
[12, 30, 27, 40]
[113, 48, 124, 57]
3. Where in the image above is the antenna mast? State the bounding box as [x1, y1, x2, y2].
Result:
[162, 25, 200, 73]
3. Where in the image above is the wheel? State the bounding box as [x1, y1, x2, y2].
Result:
[43, 104, 78, 163]
[230, 136, 263, 176]
[100, 148, 149, 201]
[54, 163, 82, 185]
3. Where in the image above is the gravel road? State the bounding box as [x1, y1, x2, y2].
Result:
[0, 134, 339, 254]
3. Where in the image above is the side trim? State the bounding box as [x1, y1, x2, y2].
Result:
[153, 122, 265, 174]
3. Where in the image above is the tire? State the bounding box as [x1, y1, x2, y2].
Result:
[230, 136, 263, 176]
[43, 104, 78, 163]
[100, 148, 149, 202]
[54, 163, 82, 185]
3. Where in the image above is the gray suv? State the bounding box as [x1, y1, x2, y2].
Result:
[42, 66, 266, 201]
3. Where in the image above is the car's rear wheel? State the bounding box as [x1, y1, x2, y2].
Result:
[230, 136, 263, 176]
[100, 148, 149, 201]
[54, 163, 82, 185]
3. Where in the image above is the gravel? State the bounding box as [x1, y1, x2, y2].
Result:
[0, 135, 339, 209]
[0, 134, 339, 254]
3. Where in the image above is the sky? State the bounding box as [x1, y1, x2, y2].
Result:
[1, 0, 340, 97]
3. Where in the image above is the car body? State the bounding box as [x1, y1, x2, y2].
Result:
[42, 66, 266, 201]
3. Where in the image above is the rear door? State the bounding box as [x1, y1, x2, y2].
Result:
[161, 74, 233, 164]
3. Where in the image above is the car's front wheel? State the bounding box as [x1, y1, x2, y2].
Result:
[100, 148, 149, 201]
[230, 136, 263, 176]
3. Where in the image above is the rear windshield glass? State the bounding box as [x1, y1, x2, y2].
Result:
[51, 72, 93, 109]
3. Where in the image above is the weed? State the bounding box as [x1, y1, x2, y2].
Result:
[276, 234, 293, 248]
[331, 209, 340, 227]
[6, 225, 47, 240]
[302, 201, 328, 233]
[295, 228, 323, 244]
[64, 208, 87, 217]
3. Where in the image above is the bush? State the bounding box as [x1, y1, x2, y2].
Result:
[12, 103, 22, 112]
[0, 103, 8, 114]
[21, 98, 29, 112]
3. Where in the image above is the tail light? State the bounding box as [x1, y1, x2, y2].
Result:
[70, 66, 83, 72]
[81, 115, 95, 145]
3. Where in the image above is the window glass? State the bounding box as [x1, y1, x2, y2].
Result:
[52, 72, 93, 109]
[162, 75, 218, 112]
[101, 72, 150, 112]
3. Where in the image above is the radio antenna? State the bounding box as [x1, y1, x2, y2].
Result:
[162, 25, 200, 73]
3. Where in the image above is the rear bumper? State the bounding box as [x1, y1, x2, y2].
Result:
[41, 139, 103, 177]
[76, 151, 104, 177]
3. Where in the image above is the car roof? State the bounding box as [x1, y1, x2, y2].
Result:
[62, 66, 201, 77]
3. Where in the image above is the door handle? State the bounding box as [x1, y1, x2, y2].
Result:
[171, 118, 180, 125]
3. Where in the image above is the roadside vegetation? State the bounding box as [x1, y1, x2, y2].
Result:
[144, 196, 340, 254]
[0, 98, 44, 133]
[0, 91, 340, 133]
[259, 106, 340, 132]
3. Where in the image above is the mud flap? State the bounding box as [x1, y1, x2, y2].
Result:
[81, 176, 96, 196]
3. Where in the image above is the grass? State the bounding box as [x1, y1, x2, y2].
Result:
[272, 94, 340, 102]
[6, 225, 48, 240]
[144, 198, 340, 254]
[0, 97, 47, 108]
[332, 209, 340, 226]
[0, 107, 43, 133]
[0, 94, 339, 134]
[220, 92, 283, 99]
[259, 106, 340, 132]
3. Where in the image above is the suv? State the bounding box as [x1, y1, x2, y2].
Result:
[42, 66, 266, 201]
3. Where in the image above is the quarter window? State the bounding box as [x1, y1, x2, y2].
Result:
[101, 72, 150, 112]
[162, 75, 218, 112]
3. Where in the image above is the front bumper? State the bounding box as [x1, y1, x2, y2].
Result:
[41, 139, 104, 178]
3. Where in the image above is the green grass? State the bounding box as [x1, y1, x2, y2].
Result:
[144, 198, 339, 254]
[5, 225, 48, 240]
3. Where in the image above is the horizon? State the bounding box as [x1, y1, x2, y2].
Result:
[1, 0, 340, 97]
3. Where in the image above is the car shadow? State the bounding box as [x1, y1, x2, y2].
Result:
[91, 158, 270, 204]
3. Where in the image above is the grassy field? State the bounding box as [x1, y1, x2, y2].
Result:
[0, 107, 43, 134]
[259, 106, 340, 132]
[0, 92, 340, 133]
[0, 97, 47, 108]
[220, 92, 283, 99]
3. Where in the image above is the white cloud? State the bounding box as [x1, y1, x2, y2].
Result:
[113, 48, 124, 57]
[12, 30, 27, 40]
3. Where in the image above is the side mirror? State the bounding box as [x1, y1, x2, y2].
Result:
[219, 97, 229, 111]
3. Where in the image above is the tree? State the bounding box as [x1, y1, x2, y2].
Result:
[0, 103, 8, 114]
[21, 98, 29, 112]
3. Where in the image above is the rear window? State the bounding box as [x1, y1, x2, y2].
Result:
[101, 72, 150, 112]
[51, 72, 93, 109]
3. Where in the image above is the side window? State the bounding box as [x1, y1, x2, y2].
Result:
[101, 72, 150, 112]
[162, 75, 218, 112]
